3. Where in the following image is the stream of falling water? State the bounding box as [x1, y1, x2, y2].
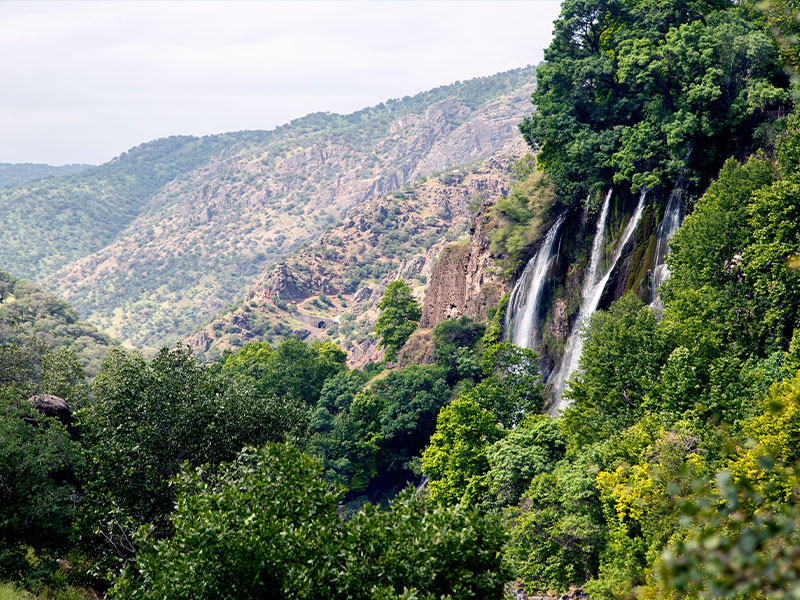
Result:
[650, 181, 685, 308]
[505, 214, 567, 349]
[549, 189, 647, 413]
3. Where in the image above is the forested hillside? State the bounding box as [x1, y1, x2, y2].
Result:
[0, 67, 536, 350]
[3, 1, 800, 599]
[0, 163, 92, 189]
[0, 270, 114, 376]
[0, 135, 252, 281]
[186, 140, 525, 365]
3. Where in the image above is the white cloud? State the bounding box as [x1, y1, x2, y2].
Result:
[0, 0, 561, 164]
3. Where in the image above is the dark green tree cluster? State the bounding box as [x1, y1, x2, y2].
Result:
[110, 444, 510, 600]
[0, 307, 518, 598]
[490, 112, 800, 598]
[522, 0, 790, 200]
[422, 342, 546, 507]
[212, 338, 347, 406]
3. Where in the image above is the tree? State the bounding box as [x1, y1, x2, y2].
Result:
[563, 295, 666, 447]
[312, 365, 450, 492]
[110, 444, 512, 600]
[0, 398, 80, 579]
[521, 0, 788, 201]
[659, 373, 800, 599]
[374, 280, 421, 362]
[75, 346, 309, 570]
[486, 414, 565, 508]
[215, 338, 347, 406]
[432, 316, 485, 384]
[422, 396, 505, 507]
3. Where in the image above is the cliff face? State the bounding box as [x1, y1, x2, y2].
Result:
[186, 140, 526, 366]
[31, 68, 537, 350]
[420, 196, 507, 329]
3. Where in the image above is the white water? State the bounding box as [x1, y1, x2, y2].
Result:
[505, 214, 566, 349]
[549, 189, 648, 413]
[650, 182, 685, 307]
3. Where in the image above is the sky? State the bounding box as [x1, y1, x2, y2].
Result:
[0, 1, 562, 166]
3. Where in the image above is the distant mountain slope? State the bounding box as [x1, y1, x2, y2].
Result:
[0, 163, 93, 188]
[186, 139, 526, 365]
[0, 269, 115, 376]
[39, 67, 537, 349]
[0, 134, 255, 281]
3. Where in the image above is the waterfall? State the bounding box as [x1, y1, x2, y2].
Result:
[549, 189, 648, 413]
[650, 181, 685, 307]
[585, 188, 613, 291]
[505, 214, 566, 349]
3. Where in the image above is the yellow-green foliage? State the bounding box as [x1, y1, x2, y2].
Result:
[490, 165, 561, 273]
[729, 370, 800, 503]
[0, 584, 31, 600]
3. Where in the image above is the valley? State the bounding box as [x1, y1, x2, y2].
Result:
[3, 1, 800, 598]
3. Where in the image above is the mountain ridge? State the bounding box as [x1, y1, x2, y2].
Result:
[29, 67, 537, 348]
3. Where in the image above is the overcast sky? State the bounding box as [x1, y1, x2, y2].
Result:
[1, 1, 561, 165]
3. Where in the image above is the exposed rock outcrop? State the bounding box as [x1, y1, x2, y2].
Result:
[420, 198, 507, 329]
[26, 394, 78, 441]
[186, 140, 526, 366]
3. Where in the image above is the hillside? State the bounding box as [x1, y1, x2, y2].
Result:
[187, 139, 526, 365]
[34, 67, 537, 348]
[0, 269, 114, 376]
[0, 135, 254, 281]
[0, 163, 92, 188]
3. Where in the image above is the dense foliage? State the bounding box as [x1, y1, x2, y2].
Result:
[0, 270, 114, 377]
[0, 135, 251, 283]
[0, 163, 91, 189]
[111, 444, 510, 600]
[75, 346, 310, 573]
[5, 1, 800, 597]
[522, 0, 790, 200]
[374, 280, 422, 362]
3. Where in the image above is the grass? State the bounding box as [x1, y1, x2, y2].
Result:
[0, 584, 32, 600]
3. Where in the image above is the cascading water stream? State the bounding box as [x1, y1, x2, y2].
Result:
[549, 189, 648, 413]
[650, 181, 685, 308]
[505, 214, 566, 349]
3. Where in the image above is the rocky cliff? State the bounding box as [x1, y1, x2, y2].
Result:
[186, 139, 526, 366]
[420, 193, 507, 328]
[33, 68, 537, 349]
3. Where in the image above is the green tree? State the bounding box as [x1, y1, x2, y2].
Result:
[521, 0, 787, 200]
[110, 444, 511, 600]
[508, 450, 607, 593]
[422, 396, 505, 507]
[485, 414, 565, 508]
[0, 398, 80, 579]
[75, 346, 308, 571]
[215, 338, 347, 406]
[432, 316, 485, 384]
[374, 280, 421, 362]
[563, 295, 666, 448]
[313, 365, 450, 492]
